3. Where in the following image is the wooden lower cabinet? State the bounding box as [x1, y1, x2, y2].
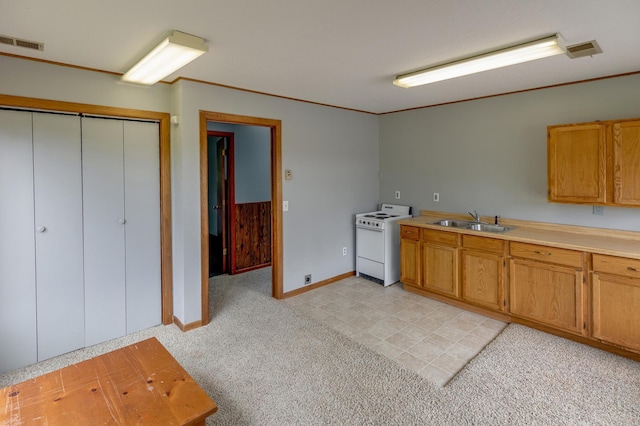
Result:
[591, 254, 640, 353]
[421, 229, 459, 297]
[400, 237, 420, 287]
[509, 258, 585, 335]
[399, 222, 640, 359]
[462, 249, 505, 311]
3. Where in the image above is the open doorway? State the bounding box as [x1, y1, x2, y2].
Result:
[199, 111, 283, 325]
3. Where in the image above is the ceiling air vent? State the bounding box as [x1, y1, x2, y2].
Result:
[0, 34, 44, 51]
[566, 40, 602, 59]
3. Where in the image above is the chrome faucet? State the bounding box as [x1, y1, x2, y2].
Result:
[467, 210, 481, 223]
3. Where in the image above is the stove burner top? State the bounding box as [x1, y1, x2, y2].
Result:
[364, 213, 398, 219]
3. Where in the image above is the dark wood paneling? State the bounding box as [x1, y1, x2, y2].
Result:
[234, 201, 272, 272]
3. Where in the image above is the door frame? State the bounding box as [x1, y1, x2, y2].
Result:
[0, 94, 173, 325]
[199, 111, 283, 324]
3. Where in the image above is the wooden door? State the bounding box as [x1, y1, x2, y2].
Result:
[422, 242, 459, 297]
[82, 117, 127, 346]
[400, 235, 420, 287]
[612, 120, 640, 205]
[33, 113, 85, 361]
[0, 110, 38, 373]
[123, 121, 162, 334]
[592, 272, 640, 352]
[216, 138, 228, 273]
[548, 123, 606, 204]
[461, 249, 505, 311]
[509, 258, 584, 335]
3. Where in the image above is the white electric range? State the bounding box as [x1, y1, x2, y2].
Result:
[355, 204, 412, 286]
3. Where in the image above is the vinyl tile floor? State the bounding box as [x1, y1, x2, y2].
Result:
[285, 275, 507, 386]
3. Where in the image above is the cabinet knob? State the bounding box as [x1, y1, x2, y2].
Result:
[118, 218, 126, 225]
[37, 226, 46, 233]
[628, 266, 638, 272]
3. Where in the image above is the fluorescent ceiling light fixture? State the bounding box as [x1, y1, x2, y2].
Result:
[121, 30, 208, 85]
[394, 34, 566, 88]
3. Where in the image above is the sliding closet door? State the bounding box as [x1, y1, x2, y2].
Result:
[32, 113, 85, 361]
[0, 110, 38, 373]
[124, 121, 161, 333]
[82, 117, 126, 346]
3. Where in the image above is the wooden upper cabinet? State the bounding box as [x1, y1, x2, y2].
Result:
[548, 118, 640, 207]
[548, 123, 606, 204]
[612, 120, 640, 205]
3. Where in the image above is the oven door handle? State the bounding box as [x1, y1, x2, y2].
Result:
[356, 224, 383, 231]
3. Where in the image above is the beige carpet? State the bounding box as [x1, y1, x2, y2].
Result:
[1, 268, 639, 425]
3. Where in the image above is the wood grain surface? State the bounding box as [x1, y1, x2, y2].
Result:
[0, 338, 217, 425]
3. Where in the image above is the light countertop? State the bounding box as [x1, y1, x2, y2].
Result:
[399, 211, 640, 260]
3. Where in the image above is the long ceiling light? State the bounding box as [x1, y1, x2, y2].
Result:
[121, 30, 208, 85]
[393, 34, 566, 88]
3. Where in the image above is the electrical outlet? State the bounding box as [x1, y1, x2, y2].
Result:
[395, 190, 401, 199]
[304, 274, 312, 285]
[433, 192, 440, 202]
[342, 247, 347, 256]
[283, 200, 289, 211]
[593, 205, 605, 215]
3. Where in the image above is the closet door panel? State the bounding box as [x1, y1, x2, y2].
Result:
[32, 113, 85, 361]
[0, 110, 38, 373]
[124, 121, 161, 333]
[82, 118, 126, 346]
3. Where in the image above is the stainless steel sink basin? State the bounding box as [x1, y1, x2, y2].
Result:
[467, 223, 514, 233]
[432, 219, 472, 228]
[432, 219, 515, 233]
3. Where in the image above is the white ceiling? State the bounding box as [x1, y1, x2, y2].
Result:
[2, 0, 640, 114]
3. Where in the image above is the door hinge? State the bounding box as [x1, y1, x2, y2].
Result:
[223, 248, 227, 255]
[583, 321, 587, 330]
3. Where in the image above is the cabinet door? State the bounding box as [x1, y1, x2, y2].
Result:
[123, 121, 161, 334]
[422, 242, 458, 297]
[548, 123, 605, 204]
[509, 258, 584, 335]
[0, 110, 38, 373]
[461, 249, 505, 311]
[612, 120, 640, 205]
[33, 113, 85, 361]
[400, 238, 420, 287]
[592, 272, 640, 353]
[82, 118, 126, 346]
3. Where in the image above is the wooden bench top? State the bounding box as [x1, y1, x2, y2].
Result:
[0, 337, 217, 425]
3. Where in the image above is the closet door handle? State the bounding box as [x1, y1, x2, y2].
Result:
[118, 218, 126, 225]
[37, 226, 46, 233]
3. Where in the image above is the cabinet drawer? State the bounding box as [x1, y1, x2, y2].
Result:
[422, 229, 458, 246]
[462, 235, 505, 254]
[510, 242, 583, 268]
[400, 225, 420, 241]
[593, 254, 640, 278]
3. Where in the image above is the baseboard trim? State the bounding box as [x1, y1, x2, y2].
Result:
[283, 271, 355, 299]
[173, 316, 203, 332]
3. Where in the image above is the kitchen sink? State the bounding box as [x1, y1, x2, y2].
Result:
[432, 219, 515, 233]
[432, 219, 473, 228]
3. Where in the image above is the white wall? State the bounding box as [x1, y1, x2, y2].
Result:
[379, 73, 640, 232]
[172, 80, 379, 323]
